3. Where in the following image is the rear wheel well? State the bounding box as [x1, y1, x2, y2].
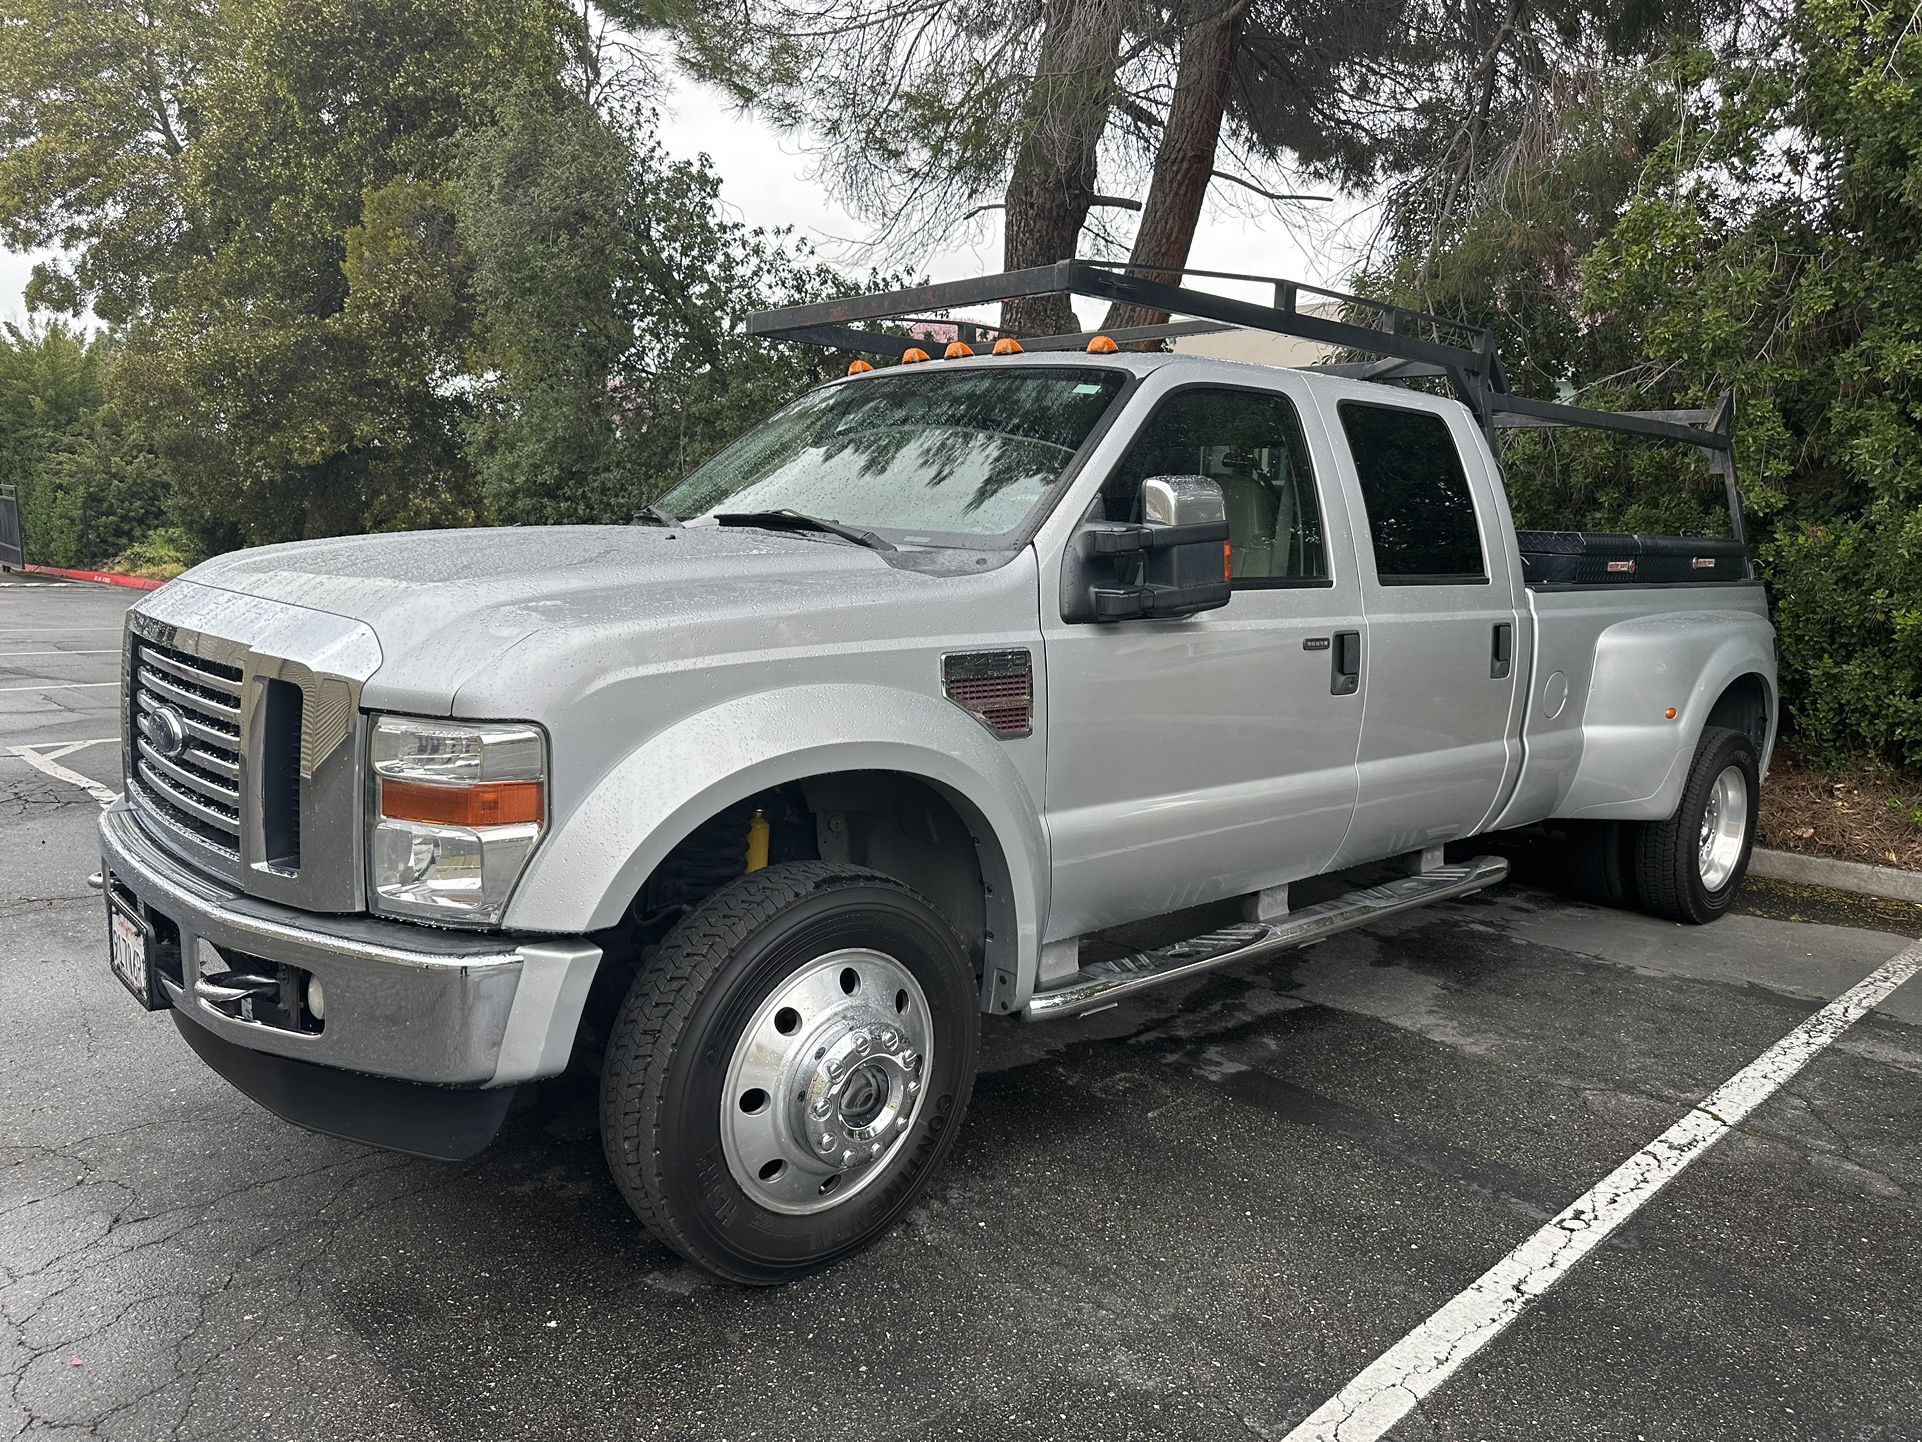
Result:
[1705, 672, 1772, 757]
[580, 771, 1002, 1063]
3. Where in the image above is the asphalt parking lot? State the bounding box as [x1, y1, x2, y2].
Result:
[4, 571, 1922, 1442]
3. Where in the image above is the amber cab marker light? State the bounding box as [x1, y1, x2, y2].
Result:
[1224, 542, 1234, 581]
[1086, 334, 1119, 354]
[847, 359, 874, 375]
[944, 341, 974, 358]
[1665, 707, 1678, 719]
[381, 777, 543, 828]
[992, 337, 1023, 355]
[900, 347, 930, 364]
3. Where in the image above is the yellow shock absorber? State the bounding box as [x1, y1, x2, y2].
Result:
[744, 808, 770, 873]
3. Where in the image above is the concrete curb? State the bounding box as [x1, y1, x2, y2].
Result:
[21, 563, 165, 591]
[1750, 846, 1922, 905]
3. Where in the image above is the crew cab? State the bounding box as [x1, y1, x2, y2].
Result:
[97, 265, 1776, 1283]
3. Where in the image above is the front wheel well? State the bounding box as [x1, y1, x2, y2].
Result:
[581, 771, 1007, 1059]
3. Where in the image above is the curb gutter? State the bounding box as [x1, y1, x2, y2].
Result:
[1750, 847, 1922, 905]
[21, 563, 166, 591]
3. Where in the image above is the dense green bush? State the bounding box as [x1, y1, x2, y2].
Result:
[1377, 0, 1922, 769]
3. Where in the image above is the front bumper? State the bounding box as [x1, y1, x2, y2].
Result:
[99, 803, 601, 1139]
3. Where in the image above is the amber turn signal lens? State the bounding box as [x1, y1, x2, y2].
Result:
[847, 359, 874, 374]
[381, 778, 543, 827]
[1086, 334, 1119, 354]
[992, 337, 1023, 355]
[943, 341, 974, 358]
[1665, 707, 1678, 719]
[1224, 542, 1234, 580]
[900, 347, 930, 363]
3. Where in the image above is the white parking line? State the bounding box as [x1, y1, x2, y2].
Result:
[0, 680, 118, 692]
[0, 649, 118, 656]
[1282, 938, 1922, 1442]
[8, 740, 121, 806]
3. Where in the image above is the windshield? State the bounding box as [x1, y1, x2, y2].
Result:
[658, 366, 1128, 546]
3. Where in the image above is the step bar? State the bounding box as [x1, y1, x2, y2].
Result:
[1022, 854, 1509, 1022]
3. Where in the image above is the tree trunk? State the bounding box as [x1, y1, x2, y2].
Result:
[1101, 0, 1249, 335]
[1000, 0, 1128, 337]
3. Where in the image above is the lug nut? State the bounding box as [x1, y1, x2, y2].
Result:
[819, 1132, 834, 1150]
[855, 1034, 872, 1055]
[903, 1052, 922, 1072]
[869, 1142, 883, 1157]
[810, 1098, 831, 1119]
[906, 1079, 920, 1095]
[895, 1116, 909, 1133]
[827, 1058, 846, 1079]
[841, 1148, 855, 1166]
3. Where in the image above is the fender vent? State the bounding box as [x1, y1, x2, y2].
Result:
[943, 650, 1033, 738]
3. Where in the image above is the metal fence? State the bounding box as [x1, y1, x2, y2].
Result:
[0, 484, 22, 568]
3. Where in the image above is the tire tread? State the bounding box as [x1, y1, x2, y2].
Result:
[598, 861, 963, 1280]
[1632, 726, 1756, 925]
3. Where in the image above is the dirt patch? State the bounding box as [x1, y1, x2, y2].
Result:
[1759, 747, 1922, 873]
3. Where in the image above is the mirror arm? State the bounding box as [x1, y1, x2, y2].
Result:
[1089, 580, 1232, 620]
[1076, 518, 1230, 558]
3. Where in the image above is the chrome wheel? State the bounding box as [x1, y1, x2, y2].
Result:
[1697, 764, 1748, 891]
[720, 949, 932, 1216]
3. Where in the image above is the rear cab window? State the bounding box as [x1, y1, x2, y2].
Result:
[1337, 401, 1487, 585]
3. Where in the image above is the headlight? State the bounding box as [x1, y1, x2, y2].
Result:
[367, 715, 546, 925]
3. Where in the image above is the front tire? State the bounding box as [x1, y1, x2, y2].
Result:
[599, 862, 979, 1284]
[1632, 726, 1760, 925]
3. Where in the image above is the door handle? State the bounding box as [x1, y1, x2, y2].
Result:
[1490, 622, 1513, 679]
[1331, 630, 1360, 696]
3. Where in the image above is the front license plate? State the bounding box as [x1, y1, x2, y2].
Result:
[107, 894, 161, 1010]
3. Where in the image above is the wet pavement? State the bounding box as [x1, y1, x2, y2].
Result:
[4, 573, 1920, 1441]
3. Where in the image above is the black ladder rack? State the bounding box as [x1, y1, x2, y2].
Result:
[744, 258, 1743, 544]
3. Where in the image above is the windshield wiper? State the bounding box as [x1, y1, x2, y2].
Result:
[713, 509, 897, 552]
[631, 503, 678, 527]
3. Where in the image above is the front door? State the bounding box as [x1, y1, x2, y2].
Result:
[1041, 379, 1368, 940]
[1313, 392, 1525, 868]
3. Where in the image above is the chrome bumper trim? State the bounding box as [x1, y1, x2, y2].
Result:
[100, 802, 599, 1087]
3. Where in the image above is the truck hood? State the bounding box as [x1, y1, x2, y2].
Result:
[176, 525, 942, 714]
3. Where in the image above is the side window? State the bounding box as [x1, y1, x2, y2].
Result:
[1337, 401, 1486, 584]
[1101, 387, 1328, 584]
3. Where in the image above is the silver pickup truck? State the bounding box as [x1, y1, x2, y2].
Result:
[98, 265, 1776, 1282]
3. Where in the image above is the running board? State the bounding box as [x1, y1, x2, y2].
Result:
[1021, 855, 1509, 1022]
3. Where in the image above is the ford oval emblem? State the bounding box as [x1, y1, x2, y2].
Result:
[148, 705, 189, 761]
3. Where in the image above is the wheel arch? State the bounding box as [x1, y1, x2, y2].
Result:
[1556, 612, 1778, 822]
[504, 684, 1047, 1012]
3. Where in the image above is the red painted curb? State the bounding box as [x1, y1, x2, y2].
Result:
[21, 563, 166, 591]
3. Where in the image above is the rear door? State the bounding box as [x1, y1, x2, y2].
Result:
[1040, 375, 1368, 938]
[1314, 392, 1527, 868]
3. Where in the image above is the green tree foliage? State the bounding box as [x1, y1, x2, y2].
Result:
[454, 90, 872, 523]
[0, 0, 854, 558]
[0, 323, 170, 567]
[1378, 0, 1922, 766]
[105, 0, 581, 552]
[0, 0, 216, 322]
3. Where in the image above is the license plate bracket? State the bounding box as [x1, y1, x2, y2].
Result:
[106, 882, 168, 1012]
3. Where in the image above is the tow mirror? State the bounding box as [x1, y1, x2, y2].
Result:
[1060, 474, 1233, 624]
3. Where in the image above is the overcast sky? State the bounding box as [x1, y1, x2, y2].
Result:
[0, 61, 1373, 332]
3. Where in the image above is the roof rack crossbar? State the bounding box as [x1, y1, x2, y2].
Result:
[744, 259, 1730, 459]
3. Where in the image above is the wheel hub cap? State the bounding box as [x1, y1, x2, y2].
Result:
[1697, 764, 1749, 891]
[720, 949, 932, 1215]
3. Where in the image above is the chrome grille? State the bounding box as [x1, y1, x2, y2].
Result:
[129, 638, 244, 860]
